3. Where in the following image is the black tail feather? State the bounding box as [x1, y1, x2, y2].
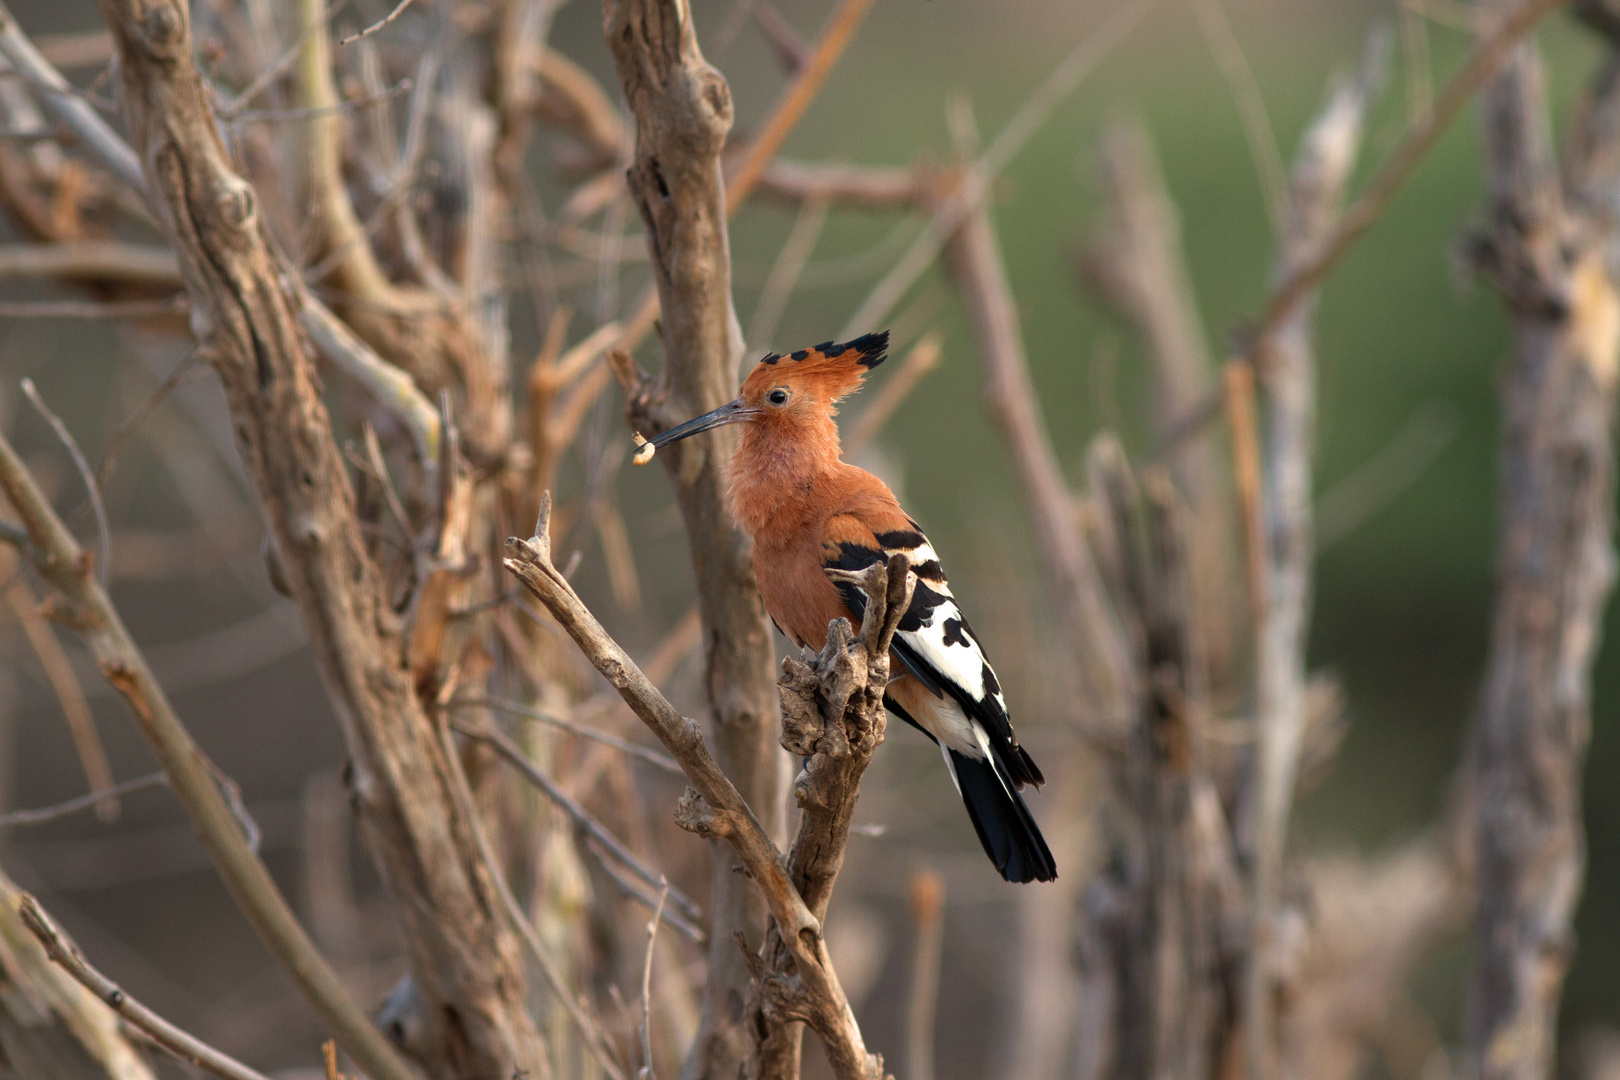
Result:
[951, 750, 1057, 883]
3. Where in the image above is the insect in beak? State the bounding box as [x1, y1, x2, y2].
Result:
[632, 398, 758, 464]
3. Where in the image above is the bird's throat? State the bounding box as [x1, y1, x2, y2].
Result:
[726, 417, 843, 540]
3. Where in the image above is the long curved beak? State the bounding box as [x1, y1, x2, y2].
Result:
[646, 398, 758, 449]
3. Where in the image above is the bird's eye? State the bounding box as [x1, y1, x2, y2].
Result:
[768, 389, 788, 406]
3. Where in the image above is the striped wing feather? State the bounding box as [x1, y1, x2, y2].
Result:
[821, 513, 1044, 789]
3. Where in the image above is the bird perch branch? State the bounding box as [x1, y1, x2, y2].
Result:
[504, 496, 892, 1080]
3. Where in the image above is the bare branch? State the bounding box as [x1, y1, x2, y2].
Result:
[723, 0, 875, 214]
[455, 695, 684, 773]
[84, 0, 547, 1069]
[20, 893, 277, 1080]
[450, 713, 706, 928]
[840, 0, 1154, 340]
[1462, 18, 1620, 1080]
[0, 559, 118, 821]
[640, 881, 672, 1079]
[905, 870, 945, 1080]
[0, 420, 418, 1080]
[21, 377, 109, 590]
[0, 241, 179, 284]
[337, 0, 416, 47]
[1245, 42, 1382, 1080]
[504, 499, 891, 1080]
[0, 771, 167, 827]
[0, 866, 158, 1080]
[947, 198, 1133, 736]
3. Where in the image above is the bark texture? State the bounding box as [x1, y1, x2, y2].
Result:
[1464, 21, 1620, 1080]
[89, 3, 544, 1077]
[602, 3, 786, 1077]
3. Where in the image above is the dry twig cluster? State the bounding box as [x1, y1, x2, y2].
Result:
[0, 2, 1610, 1080]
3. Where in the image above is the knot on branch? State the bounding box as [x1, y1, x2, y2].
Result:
[673, 786, 732, 839]
[779, 555, 912, 807]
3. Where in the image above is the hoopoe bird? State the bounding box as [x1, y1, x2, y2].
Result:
[635, 332, 1056, 883]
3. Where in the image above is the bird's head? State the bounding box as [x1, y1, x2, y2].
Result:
[636, 331, 888, 459]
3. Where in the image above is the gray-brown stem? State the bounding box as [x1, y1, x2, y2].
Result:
[1463, 19, 1620, 1080]
[602, 2, 786, 1077]
[86, 3, 545, 1076]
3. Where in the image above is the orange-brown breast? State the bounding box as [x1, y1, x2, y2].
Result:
[745, 463, 915, 652]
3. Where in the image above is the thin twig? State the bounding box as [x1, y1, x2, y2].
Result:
[450, 714, 703, 924]
[20, 894, 277, 1080]
[724, 0, 874, 212]
[0, 772, 168, 827]
[844, 333, 941, 455]
[1314, 400, 1458, 552]
[96, 349, 201, 490]
[839, 0, 1153, 340]
[21, 377, 110, 590]
[1224, 360, 1265, 624]
[638, 881, 670, 1080]
[434, 714, 624, 1080]
[0, 425, 420, 1080]
[231, 78, 411, 124]
[337, 0, 417, 47]
[1187, 0, 1290, 236]
[0, 297, 186, 318]
[0, 241, 180, 284]
[219, 0, 355, 119]
[589, 850, 707, 944]
[0, 550, 118, 821]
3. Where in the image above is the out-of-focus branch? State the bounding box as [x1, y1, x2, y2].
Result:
[755, 159, 927, 210]
[0, 551, 118, 821]
[504, 502, 891, 1080]
[298, 294, 441, 469]
[906, 871, 945, 1080]
[0, 241, 179, 284]
[20, 893, 274, 1080]
[723, 0, 874, 213]
[0, 867, 158, 1080]
[1461, 15, 1620, 1080]
[86, 0, 547, 1073]
[0, 4, 143, 198]
[1157, 0, 1570, 457]
[1186, 0, 1289, 237]
[844, 333, 941, 456]
[0, 422, 419, 1080]
[841, 0, 1153, 341]
[602, 1, 789, 1075]
[1245, 43, 1382, 1080]
[452, 714, 708, 940]
[293, 0, 508, 463]
[1073, 444, 1240, 1080]
[1084, 119, 1235, 677]
[947, 199, 1132, 737]
[1276, 840, 1468, 1080]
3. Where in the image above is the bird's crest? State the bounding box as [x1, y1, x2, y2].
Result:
[742, 331, 889, 403]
